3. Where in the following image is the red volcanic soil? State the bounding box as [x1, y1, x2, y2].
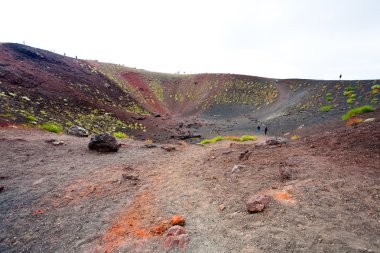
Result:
[121, 71, 168, 115]
[0, 116, 379, 252]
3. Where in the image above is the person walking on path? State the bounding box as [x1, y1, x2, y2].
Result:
[264, 126, 268, 135]
[257, 125, 261, 134]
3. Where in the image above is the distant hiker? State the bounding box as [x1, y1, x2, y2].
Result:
[264, 127, 268, 135]
[257, 125, 261, 133]
[339, 74, 342, 80]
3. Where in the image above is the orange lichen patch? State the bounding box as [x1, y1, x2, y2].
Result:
[100, 191, 163, 253]
[224, 136, 241, 141]
[346, 117, 364, 127]
[264, 189, 296, 204]
[171, 215, 185, 226]
[274, 191, 293, 201]
[150, 220, 171, 236]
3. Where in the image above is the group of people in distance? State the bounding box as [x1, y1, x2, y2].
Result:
[257, 125, 268, 135]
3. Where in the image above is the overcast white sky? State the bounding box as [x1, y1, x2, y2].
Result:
[1, 0, 379, 79]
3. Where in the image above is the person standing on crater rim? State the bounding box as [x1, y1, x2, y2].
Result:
[257, 125, 261, 133]
[264, 126, 268, 135]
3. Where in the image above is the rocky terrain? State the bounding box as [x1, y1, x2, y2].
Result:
[0, 43, 379, 252]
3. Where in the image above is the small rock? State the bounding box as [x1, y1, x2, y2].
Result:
[144, 144, 157, 148]
[364, 118, 375, 123]
[219, 204, 226, 210]
[232, 165, 246, 173]
[122, 174, 139, 181]
[239, 150, 251, 161]
[171, 215, 185, 226]
[32, 209, 45, 215]
[52, 140, 64, 146]
[222, 150, 234, 155]
[161, 145, 176, 152]
[88, 134, 119, 152]
[63, 195, 74, 200]
[132, 115, 146, 120]
[310, 145, 315, 148]
[266, 137, 287, 145]
[0, 185, 4, 192]
[153, 113, 161, 117]
[66, 125, 89, 137]
[246, 194, 271, 212]
[45, 139, 57, 143]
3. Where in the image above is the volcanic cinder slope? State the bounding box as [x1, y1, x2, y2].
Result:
[1, 43, 378, 140]
[0, 43, 379, 253]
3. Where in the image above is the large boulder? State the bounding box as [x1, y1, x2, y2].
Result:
[88, 134, 119, 152]
[67, 126, 89, 137]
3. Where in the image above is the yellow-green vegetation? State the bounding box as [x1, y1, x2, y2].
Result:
[41, 122, 63, 133]
[291, 135, 301, 141]
[200, 136, 224, 145]
[341, 105, 375, 120]
[113, 132, 127, 139]
[0, 113, 16, 120]
[343, 90, 354, 96]
[211, 79, 277, 107]
[200, 135, 257, 145]
[372, 85, 379, 95]
[240, 135, 257, 141]
[72, 111, 146, 134]
[371, 98, 378, 104]
[346, 98, 355, 104]
[320, 105, 332, 112]
[148, 80, 164, 101]
[26, 115, 37, 122]
[326, 93, 332, 102]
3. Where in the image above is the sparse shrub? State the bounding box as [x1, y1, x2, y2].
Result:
[291, 135, 301, 141]
[345, 86, 355, 92]
[320, 105, 332, 112]
[346, 117, 364, 127]
[372, 89, 379, 95]
[26, 115, 37, 122]
[341, 105, 375, 120]
[65, 121, 74, 127]
[200, 136, 224, 145]
[371, 84, 380, 89]
[240, 135, 257, 141]
[113, 132, 127, 139]
[326, 93, 332, 101]
[343, 91, 354, 96]
[371, 98, 378, 104]
[41, 122, 63, 133]
[200, 134, 257, 145]
[347, 98, 355, 104]
[349, 94, 356, 98]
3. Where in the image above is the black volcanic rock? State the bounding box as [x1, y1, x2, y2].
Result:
[88, 134, 119, 152]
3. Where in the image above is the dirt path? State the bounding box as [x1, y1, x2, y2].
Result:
[1, 127, 379, 253]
